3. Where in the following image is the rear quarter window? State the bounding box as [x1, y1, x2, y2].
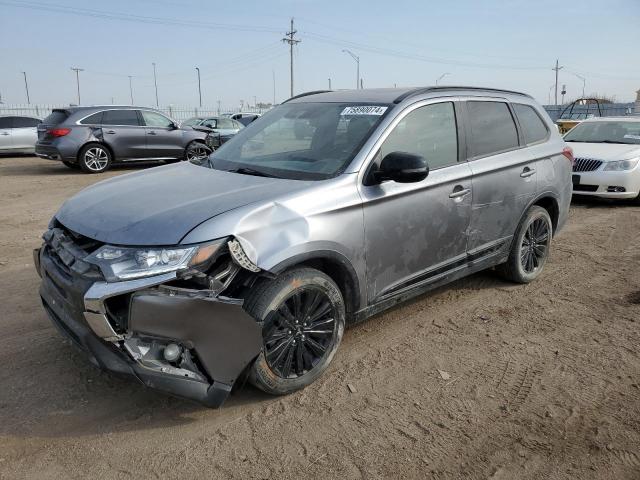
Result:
[42, 110, 69, 125]
[466, 101, 519, 158]
[513, 103, 548, 145]
[79, 111, 104, 125]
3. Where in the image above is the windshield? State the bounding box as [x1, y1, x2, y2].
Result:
[564, 120, 640, 144]
[181, 117, 203, 127]
[206, 102, 391, 180]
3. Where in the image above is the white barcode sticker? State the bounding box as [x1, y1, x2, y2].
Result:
[340, 106, 388, 116]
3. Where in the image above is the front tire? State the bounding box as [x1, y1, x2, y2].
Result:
[184, 141, 211, 162]
[498, 206, 552, 283]
[78, 143, 112, 173]
[244, 268, 345, 396]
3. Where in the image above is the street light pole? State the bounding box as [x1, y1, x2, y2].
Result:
[21, 71, 30, 104]
[435, 72, 450, 85]
[571, 72, 586, 99]
[152, 62, 159, 107]
[70, 67, 83, 105]
[195, 67, 202, 107]
[128, 75, 134, 105]
[342, 49, 360, 89]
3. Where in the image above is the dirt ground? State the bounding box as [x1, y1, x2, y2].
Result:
[0, 156, 638, 480]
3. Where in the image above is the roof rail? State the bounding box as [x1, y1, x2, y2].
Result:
[393, 86, 532, 104]
[283, 90, 332, 103]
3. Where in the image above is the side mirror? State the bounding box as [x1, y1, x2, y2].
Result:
[170, 122, 179, 130]
[375, 151, 429, 183]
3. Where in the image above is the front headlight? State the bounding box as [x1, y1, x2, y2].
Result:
[86, 240, 225, 281]
[603, 158, 639, 171]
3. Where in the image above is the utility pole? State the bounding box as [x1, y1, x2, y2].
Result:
[70, 67, 83, 105]
[282, 18, 300, 97]
[328, 78, 332, 90]
[21, 71, 30, 104]
[561, 84, 566, 105]
[128, 75, 134, 105]
[152, 62, 159, 107]
[217, 99, 221, 115]
[552, 59, 563, 107]
[342, 49, 360, 89]
[195, 67, 202, 107]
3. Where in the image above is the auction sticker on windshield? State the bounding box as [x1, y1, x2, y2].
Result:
[340, 106, 388, 116]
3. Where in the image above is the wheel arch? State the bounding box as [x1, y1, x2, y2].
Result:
[270, 251, 362, 319]
[530, 193, 560, 236]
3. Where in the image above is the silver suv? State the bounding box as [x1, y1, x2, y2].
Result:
[35, 106, 210, 173]
[34, 87, 572, 407]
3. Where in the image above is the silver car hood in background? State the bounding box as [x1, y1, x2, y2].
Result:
[568, 142, 640, 161]
[56, 162, 311, 246]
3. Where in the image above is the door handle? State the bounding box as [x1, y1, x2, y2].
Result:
[147, 131, 157, 135]
[520, 167, 536, 178]
[449, 187, 471, 199]
[105, 130, 116, 134]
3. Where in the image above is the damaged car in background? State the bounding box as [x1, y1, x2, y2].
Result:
[35, 86, 572, 407]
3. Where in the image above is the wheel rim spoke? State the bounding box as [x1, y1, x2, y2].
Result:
[263, 287, 337, 379]
[520, 216, 549, 273]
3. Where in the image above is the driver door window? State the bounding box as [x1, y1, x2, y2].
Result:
[378, 102, 458, 170]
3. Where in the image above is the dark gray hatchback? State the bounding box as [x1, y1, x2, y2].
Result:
[35, 106, 210, 173]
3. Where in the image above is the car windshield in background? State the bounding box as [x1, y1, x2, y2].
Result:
[564, 121, 640, 144]
[207, 102, 390, 180]
[181, 117, 203, 127]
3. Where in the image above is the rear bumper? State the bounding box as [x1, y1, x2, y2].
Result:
[35, 241, 262, 408]
[35, 144, 63, 161]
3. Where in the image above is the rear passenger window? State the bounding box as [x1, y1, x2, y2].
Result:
[80, 112, 104, 125]
[12, 117, 41, 127]
[513, 103, 548, 145]
[467, 101, 519, 157]
[0, 117, 12, 128]
[102, 110, 140, 126]
[378, 102, 458, 170]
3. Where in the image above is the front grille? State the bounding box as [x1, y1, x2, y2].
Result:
[573, 157, 603, 172]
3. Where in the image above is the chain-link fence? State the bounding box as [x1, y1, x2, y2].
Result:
[0, 104, 271, 121]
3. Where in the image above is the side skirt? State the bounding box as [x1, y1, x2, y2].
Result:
[352, 244, 509, 325]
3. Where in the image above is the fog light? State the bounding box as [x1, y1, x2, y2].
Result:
[607, 186, 626, 193]
[163, 343, 182, 362]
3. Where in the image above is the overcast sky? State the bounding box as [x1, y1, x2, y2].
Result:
[1, 0, 638, 109]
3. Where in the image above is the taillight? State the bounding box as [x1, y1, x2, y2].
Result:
[562, 146, 574, 166]
[49, 128, 71, 137]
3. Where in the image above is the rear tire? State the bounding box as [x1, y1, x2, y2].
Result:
[497, 206, 552, 284]
[244, 267, 345, 396]
[78, 143, 112, 173]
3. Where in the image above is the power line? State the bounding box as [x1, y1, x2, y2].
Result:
[282, 18, 301, 97]
[0, 0, 282, 33]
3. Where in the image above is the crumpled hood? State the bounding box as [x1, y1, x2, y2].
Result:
[568, 142, 640, 161]
[56, 162, 310, 246]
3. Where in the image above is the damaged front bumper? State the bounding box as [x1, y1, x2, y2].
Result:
[34, 234, 262, 408]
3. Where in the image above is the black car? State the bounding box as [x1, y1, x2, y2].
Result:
[35, 106, 210, 173]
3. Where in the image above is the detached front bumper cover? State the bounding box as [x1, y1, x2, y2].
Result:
[36, 240, 263, 408]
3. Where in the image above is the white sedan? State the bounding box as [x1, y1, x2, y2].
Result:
[565, 117, 640, 202]
[0, 115, 41, 154]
